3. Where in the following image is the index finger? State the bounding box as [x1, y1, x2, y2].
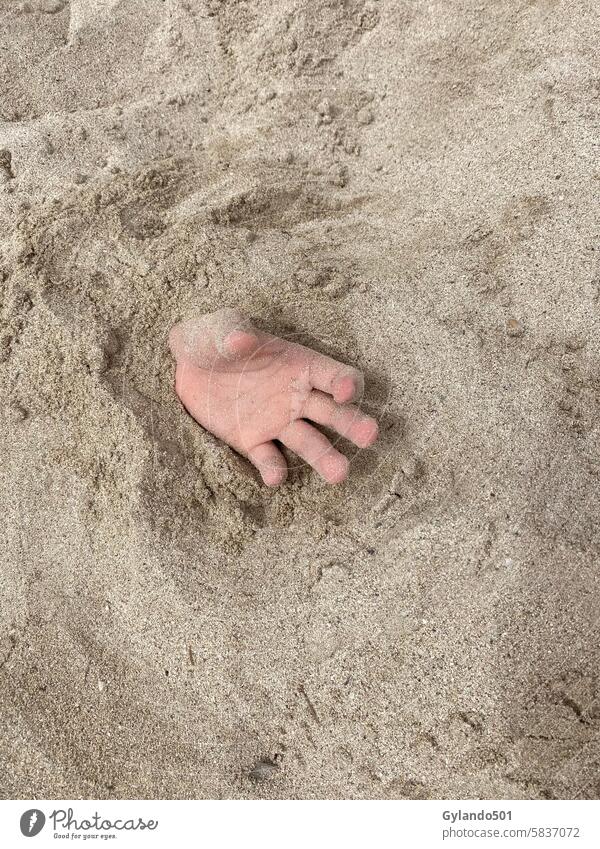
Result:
[307, 350, 365, 403]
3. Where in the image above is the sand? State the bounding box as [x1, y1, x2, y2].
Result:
[1, 0, 599, 800]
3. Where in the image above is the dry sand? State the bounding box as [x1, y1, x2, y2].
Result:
[1, 0, 599, 799]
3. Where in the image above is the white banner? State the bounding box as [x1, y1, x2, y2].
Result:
[0, 800, 598, 849]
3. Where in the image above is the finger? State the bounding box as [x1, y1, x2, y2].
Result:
[169, 308, 261, 367]
[222, 329, 260, 359]
[307, 351, 365, 403]
[247, 441, 288, 487]
[303, 390, 379, 448]
[279, 420, 350, 484]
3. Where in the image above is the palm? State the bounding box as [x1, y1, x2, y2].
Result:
[169, 309, 378, 486]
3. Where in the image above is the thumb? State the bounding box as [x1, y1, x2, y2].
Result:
[169, 308, 260, 367]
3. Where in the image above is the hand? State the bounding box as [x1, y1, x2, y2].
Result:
[169, 308, 378, 486]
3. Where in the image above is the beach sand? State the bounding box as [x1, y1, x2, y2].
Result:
[1, 0, 599, 799]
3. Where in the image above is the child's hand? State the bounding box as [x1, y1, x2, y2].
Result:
[169, 308, 378, 486]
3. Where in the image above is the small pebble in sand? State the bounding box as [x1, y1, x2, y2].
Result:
[249, 759, 279, 782]
[565, 335, 585, 351]
[391, 472, 402, 495]
[258, 88, 276, 104]
[343, 138, 360, 155]
[506, 317, 524, 337]
[39, 0, 65, 12]
[328, 164, 347, 187]
[42, 136, 54, 155]
[317, 98, 333, 117]
[0, 149, 14, 178]
[558, 396, 574, 412]
[561, 354, 575, 371]
[460, 710, 484, 732]
[357, 106, 374, 125]
[8, 404, 28, 422]
[401, 457, 420, 478]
